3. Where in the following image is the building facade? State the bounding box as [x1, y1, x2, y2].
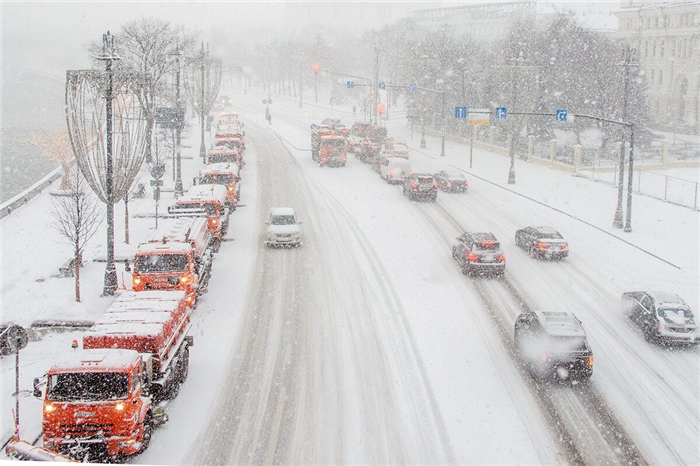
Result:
[615, 0, 700, 134]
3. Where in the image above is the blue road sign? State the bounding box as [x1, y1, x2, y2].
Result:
[310, 123, 318, 130]
[556, 109, 568, 121]
[378, 82, 386, 90]
[347, 81, 354, 89]
[409, 83, 417, 91]
[495, 107, 507, 120]
[454, 106, 468, 119]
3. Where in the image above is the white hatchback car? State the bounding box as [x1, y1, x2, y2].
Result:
[265, 207, 302, 247]
[380, 157, 413, 184]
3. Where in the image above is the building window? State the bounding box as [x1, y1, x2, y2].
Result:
[660, 39, 665, 57]
[651, 69, 655, 84]
[670, 38, 675, 57]
[659, 70, 663, 85]
[653, 39, 657, 57]
[655, 17, 659, 28]
[644, 40, 648, 57]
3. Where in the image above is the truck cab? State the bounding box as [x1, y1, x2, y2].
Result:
[169, 185, 230, 247]
[318, 136, 348, 167]
[207, 145, 243, 165]
[39, 349, 153, 460]
[195, 163, 241, 208]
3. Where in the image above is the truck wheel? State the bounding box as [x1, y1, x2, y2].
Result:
[213, 238, 221, 253]
[177, 349, 190, 383]
[165, 376, 180, 400]
[138, 415, 153, 454]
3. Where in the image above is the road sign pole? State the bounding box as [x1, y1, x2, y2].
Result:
[16, 348, 19, 429]
[624, 123, 635, 232]
[470, 125, 475, 168]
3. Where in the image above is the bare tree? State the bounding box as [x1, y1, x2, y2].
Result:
[51, 172, 103, 302]
[27, 130, 75, 191]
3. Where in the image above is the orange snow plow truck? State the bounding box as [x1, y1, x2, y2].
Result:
[311, 124, 347, 167]
[132, 216, 213, 307]
[36, 290, 193, 461]
[169, 184, 230, 251]
[195, 163, 241, 209]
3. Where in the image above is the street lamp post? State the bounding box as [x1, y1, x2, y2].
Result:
[507, 54, 525, 185]
[96, 31, 121, 296]
[614, 46, 637, 228]
[624, 123, 635, 232]
[198, 43, 207, 161]
[313, 63, 319, 103]
[173, 43, 184, 198]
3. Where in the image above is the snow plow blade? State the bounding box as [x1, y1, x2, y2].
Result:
[5, 438, 76, 462]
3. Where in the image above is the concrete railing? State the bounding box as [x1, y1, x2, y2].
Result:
[1, 165, 62, 219]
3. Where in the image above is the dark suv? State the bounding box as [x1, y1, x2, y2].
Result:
[514, 311, 594, 381]
[622, 291, 699, 345]
[451, 232, 505, 276]
[403, 173, 438, 201]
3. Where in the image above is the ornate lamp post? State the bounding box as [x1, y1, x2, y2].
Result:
[96, 32, 121, 296]
[198, 43, 207, 161]
[173, 43, 184, 198]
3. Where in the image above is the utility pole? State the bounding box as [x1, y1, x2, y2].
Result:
[299, 62, 303, 108]
[374, 46, 379, 125]
[614, 46, 636, 228]
[625, 123, 635, 232]
[440, 91, 446, 157]
[508, 54, 524, 185]
[96, 31, 120, 296]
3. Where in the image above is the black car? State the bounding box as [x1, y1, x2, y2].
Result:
[451, 232, 505, 276]
[220, 95, 232, 107]
[514, 226, 569, 260]
[514, 311, 594, 380]
[434, 170, 468, 193]
[403, 173, 437, 201]
[621, 291, 699, 345]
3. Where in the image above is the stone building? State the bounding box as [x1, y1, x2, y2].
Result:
[615, 0, 700, 134]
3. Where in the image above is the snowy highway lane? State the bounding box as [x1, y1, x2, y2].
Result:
[184, 122, 455, 464]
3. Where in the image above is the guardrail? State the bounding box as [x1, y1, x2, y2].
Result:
[1, 165, 62, 219]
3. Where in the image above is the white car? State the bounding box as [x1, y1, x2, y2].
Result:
[265, 207, 302, 247]
[380, 157, 413, 184]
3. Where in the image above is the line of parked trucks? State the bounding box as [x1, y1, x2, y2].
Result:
[23, 111, 246, 462]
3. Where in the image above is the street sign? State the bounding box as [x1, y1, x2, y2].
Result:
[468, 108, 490, 125]
[310, 123, 318, 130]
[322, 68, 330, 76]
[4, 325, 28, 353]
[378, 82, 386, 90]
[150, 180, 163, 187]
[495, 107, 507, 120]
[454, 106, 468, 119]
[556, 109, 568, 121]
[409, 84, 417, 91]
[155, 107, 185, 130]
[347, 81, 354, 89]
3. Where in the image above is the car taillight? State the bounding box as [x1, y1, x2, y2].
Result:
[561, 243, 569, 249]
[228, 186, 234, 192]
[588, 356, 594, 367]
[541, 354, 548, 362]
[497, 254, 506, 261]
[389, 170, 394, 177]
[412, 182, 418, 189]
[446, 180, 452, 186]
[464, 181, 469, 185]
[466, 253, 478, 261]
[133, 277, 141, 285]
[537, 242, 549, 249]
[656, 322, 661, 330]
[433, 182, 438, 188]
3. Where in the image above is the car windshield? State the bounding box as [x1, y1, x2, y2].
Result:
[200, 174, 233, 185]
[417, 177, 433, 183]
[136, 254, 189, 273]
[271, 215, 296, 226]
[475, 242, 500, 251]
[47, 372, 129, 401]
[657, 307, 693, 320]
[547, 336, 588, 353]
[538, 231, 563, 239]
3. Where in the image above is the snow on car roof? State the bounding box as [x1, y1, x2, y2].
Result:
[270, 207, 295, 216]
[147, 217, 207, 244]
[534, 226, 560, 234]
[648, 291, 687, 307]
[52, 349, 141, 372]
[537, 311, 586, 336]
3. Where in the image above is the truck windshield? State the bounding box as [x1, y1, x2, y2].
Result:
[136, 254, 189, 273]
[48, 372, 129, 401]
[209, 154, 236, 164]
[200, 174, 233, 185]
[323, 139, 345, 148]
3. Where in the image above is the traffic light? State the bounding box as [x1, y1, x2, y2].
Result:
[312, 63, 320, 74]
[377, 103, 385, 115]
